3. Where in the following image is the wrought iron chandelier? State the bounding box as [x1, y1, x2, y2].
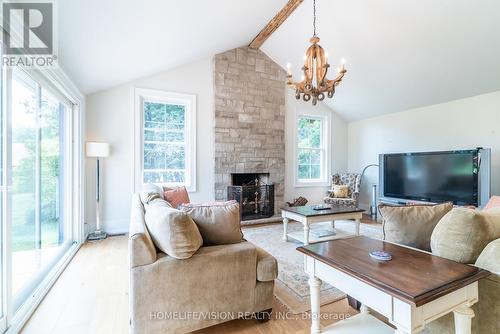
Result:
[286, 0, 346, 105]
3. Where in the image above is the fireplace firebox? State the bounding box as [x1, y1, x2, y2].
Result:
[228, 173, 274, 221]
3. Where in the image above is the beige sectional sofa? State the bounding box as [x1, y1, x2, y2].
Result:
[422, 239, 500, 334]
[129, 194, 278, 334]
[380, 203, 500, 334]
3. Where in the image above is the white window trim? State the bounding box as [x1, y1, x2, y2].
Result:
[293, 109, 331, 188]
[133, 88, 197, 192]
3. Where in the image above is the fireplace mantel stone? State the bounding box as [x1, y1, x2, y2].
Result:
[213, 47, 286, 213]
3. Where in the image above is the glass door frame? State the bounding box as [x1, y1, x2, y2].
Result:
[0, 41, 8, 334]
[1, 62, 85, 333]
[9, 67, 74, 313]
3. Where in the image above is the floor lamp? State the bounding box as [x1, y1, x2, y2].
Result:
[361, 164, 379, 219]
[86, 142, 110, 241]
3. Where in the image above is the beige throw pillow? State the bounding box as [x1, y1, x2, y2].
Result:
[379, 202, 453, 251]
[139, 183, 165, 205]
[332, 185, 349, 198]
[431, 208, 500, 263]
[144, 200, 202, 259]
[179, 201, 243, 246]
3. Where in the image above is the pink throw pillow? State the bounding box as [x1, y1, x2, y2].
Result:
[484, 196, 500, 211]
[163, 186, 190, 208]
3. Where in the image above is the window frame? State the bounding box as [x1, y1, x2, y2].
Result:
[134, 88, 197, 192]
[294, 110, 331, 187]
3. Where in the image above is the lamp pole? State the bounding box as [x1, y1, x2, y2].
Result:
[361, 164, 379, 219]
[86, 142, 110, 240]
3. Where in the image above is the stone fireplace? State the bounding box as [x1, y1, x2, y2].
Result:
[213, 47, 286, 214]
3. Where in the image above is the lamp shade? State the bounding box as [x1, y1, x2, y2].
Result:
[86, 142, 110, 158]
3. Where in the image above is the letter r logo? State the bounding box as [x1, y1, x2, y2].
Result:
[3, 2, 54, 55]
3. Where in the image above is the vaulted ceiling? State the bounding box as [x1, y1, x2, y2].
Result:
[59, 0, 500, 121]
[58, 0, 287, 94]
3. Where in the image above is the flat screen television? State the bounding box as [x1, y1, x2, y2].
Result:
[379, 149, 489, 206]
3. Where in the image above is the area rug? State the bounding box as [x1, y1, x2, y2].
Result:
[243, 220, 383, 314]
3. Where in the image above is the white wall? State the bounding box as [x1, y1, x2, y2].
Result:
[85, 58, 214, 234]
[348, 90, 500, 209]
[284, 90, 348, 204]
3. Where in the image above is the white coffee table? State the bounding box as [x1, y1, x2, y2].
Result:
[281, 205, 364, 245]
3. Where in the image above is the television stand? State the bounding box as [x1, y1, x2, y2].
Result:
[378, 197, 437, 207]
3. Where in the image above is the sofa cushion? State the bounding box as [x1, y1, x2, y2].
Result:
[431, 208, 500, 263]
[139, 183, 164, 205]
[144, 201, 202, 259]
[255, 247, 278, 282]
[379, 202, 453, 251]
[179, 200, 243, 246]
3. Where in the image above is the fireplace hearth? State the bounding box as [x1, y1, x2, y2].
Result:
[228, 173, 274, 221]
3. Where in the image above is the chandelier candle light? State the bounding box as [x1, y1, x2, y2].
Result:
[286, 0, 346, 105]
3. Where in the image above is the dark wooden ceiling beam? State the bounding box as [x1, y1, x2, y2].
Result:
[249, 0, 304, 49]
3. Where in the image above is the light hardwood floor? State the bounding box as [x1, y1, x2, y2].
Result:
[21, 235, 358, 334]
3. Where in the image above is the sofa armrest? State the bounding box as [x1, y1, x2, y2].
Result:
[256, 246, 278, 282]
[129, 194, 157, 268]
[475, 238, 500, 276]
[129, 233, 157, 268]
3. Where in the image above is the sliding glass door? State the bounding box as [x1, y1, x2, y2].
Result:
[0, 53, 80, 332]
[0, 43, 6, 334]
[9, 68, 72, 312]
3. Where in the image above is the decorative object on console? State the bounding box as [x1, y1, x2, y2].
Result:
[163, 186, 190, 208]
[379, 202, 453, 251]
[324, 173, 361, 207]
[228, 173, 274, 221]
[361, 163, 379, 219]
[286, 196, 308, 207]
[86, 141, 110, 241]
[285, 0, 346, 105]
[369, 250, 392, 261]
[179, 200, 243, 246]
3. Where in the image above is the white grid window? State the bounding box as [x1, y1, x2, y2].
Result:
[135, 89, 196, 191]
[295, 112, 330, 187]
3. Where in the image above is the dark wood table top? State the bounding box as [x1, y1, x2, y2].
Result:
[297, 236, 490, 306]
[281, 205, 364, 217]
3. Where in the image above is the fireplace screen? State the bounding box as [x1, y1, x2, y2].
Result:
[228, 173, 274, 221]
